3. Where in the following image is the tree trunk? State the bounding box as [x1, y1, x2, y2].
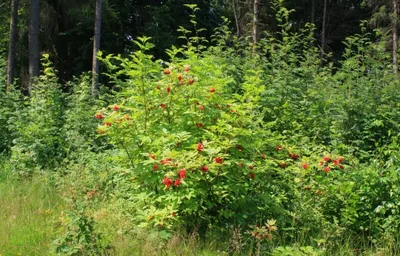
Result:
[311, 0, 315, 24]
[7, 0, 19, 91]
[393, 0, 398, 75]
[233, 0, 240, 37]
[92, 0, 103, 98]
[321, 0, 328, 59]
[252, 0, 259, 52]
[29, 0, 40, 95]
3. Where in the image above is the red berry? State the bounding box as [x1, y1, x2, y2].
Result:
[162, 177, 172, 188]
[249, 173, 255, 180]
[174, 179, 181, 187]
[125, 115, 130, 120]
[339, 164, 345, 170]
[153, 164, 159, 171]
[209, 88, 215, 93]
[188, 78, 194, 85]
[161, 158, 173, 165]
[113, 105, 120, 111]
[197, 142, 204, 152]
[177, 74, 183, 81]
[178, 169, 186, 179]
[276, 145, 282, 151]
[290, 153, 299, 160]
[198, 105, 204, 111]
[323, 155, 331, 162]
[166, 87, 171, 93]
[215, 157, 223, 164]
[338, 156, 345, 163]
[156, 86, 161, 90]
[184, 67, 190, 72]
[302, 163, 309, 169]
[201, 166, 209, 172]
[236, 145, 244, 151]
[149, 154, 156, 159]
[95, 113, 104, 119]
[280, 162, 286, 168]
[105, 122, 112, 127]
[160, 104, 167, 109]
[333, 159, 339, 166]
[164, 68, 171, 75]
[249, 165, 254, 170]
[196, 123, 203, 128]
[238, 162, 244, 167]
[324, 166, 331, 173]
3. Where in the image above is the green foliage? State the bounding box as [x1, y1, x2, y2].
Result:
[53, 200, 108, 255]
[63, 74, 107, 159]
[10, 55, 66, 174]
[1, 2, 400, 255]
[272, 246, 323, 256]
[0, 57, 21, 155]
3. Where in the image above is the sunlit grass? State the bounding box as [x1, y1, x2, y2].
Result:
[0, 160, 63, 256]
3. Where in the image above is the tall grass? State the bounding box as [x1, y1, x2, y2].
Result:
[0, 158, 63, 256]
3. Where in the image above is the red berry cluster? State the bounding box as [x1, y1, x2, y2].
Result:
[320, 155, 345, 172]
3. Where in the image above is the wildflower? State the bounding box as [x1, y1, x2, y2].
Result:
[113, 105, 120, 111]
[164, 68, 171, 75]
[324, 166, 330, 173]
[302, 163, 309, 169]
